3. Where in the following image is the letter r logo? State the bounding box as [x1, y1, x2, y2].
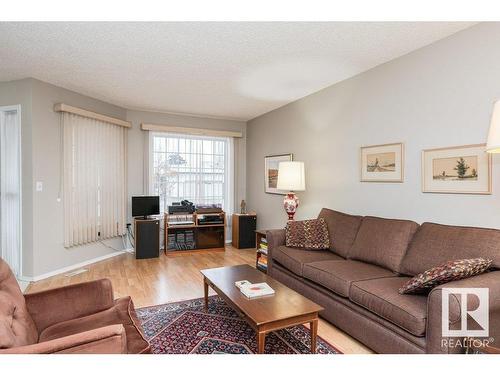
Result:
[442, 288, 489, 337]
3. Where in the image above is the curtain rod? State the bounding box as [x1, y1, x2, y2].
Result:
[140, 123, 243, 138]
[54, 103, 132, 128]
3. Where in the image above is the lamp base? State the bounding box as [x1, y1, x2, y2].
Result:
[283, 192, 299, 220]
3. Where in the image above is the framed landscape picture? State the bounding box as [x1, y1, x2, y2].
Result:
[360, 143, 404, 182]
[422, 144, 492, 194]
[264, 154, 293, 194]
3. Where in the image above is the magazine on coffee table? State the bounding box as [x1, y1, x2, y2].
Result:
[235, 280, 275, 298]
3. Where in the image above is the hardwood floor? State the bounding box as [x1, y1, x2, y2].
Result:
[27, 245, 372, 354]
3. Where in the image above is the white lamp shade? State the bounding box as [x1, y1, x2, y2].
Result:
[277, 161, 305, 191]
[487, 99, 500, 153]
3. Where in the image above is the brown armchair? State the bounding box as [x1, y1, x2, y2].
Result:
[0, 257, 150, 354]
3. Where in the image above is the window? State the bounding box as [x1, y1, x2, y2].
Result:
[62, 113, 127, 247]
[149, 132, 233, 214]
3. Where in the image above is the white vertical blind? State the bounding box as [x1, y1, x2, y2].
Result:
[63, 113, 126, 247]
[0, 106, 22, 277]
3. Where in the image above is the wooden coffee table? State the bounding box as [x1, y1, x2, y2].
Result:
[200, 264, 323, 354]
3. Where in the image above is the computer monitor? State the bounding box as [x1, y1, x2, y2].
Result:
[131, 196, 160, 218]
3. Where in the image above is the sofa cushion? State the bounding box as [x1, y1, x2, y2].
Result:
[0, 258, 38, 349]
[285, 218, 330, 249]
[39, 296, 149, 354]
[401, 222, 500, 276]
[272, 245, 343, 276]
[350, 277, 428, 336]
[399, 258, 493, 294]
[303, 260, 396, 297]
[317, 208, 363, 258]
[348, 216, 419, 273]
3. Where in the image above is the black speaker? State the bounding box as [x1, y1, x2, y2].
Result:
[232, 214, 257, 249]
[135, 219, 160, 259]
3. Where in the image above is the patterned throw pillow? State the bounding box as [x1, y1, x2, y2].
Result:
[399, 258, 492, 295]
[285, 218, 330, 250]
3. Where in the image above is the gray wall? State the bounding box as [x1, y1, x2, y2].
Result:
[1, 78, 127, 277]
[125, 109, 246, 222]
[247, 23, 500, 230]
[0, 78, 246, 278]
[30, 79, 129, 277]
[0, 79, 34, 277]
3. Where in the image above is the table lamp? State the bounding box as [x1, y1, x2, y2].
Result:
[487, 99, 500, 153]
[277, 161, 305, 220]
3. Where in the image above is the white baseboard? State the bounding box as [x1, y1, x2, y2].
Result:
[19, 251, 126, 282]
[17, 279, 30, 292]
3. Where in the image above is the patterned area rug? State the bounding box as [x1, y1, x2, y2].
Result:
[136, 295, 342, 354]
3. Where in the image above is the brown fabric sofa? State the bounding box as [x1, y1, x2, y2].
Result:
[267, 208, 500, 354]
[0, 257, 150, 354]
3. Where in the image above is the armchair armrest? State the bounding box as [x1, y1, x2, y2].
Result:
[0, 324, 127, 354]
[426, 271, 500, 353]
[266, 229, 285, 274]
[25, 279, 115, 334]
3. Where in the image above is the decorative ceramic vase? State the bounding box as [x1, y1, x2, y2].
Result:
[283, 192, 299, 220]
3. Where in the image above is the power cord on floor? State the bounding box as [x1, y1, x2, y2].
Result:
[98, 238, 126, 252]
[98, 232, 134, 255]
[127, 225, 135, 248]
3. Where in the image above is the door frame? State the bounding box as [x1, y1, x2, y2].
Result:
[0, 104, 23, 278]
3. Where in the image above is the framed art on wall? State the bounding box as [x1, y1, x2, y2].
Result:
[264, 154, 293, 194]
[422, 144, 492, 194]
[360, 143, 404, 182]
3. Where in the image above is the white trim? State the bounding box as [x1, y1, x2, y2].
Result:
[0, 105, 22, 279]
[18, 251, 126, 282]
[147, 131, 153, 194]
[225, 137, 235, 242]
[54, 103, 132, 128]
[17, 106, 22, 279]
[141, 123, 243, 138]
[17, 279, 30, 292]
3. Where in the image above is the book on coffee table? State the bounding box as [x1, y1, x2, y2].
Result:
[235, 280, 251, 289]
[238, 282, 275, 299]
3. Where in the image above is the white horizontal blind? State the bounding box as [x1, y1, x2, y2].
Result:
[150, 132, 234, 216]
[63, 113, 126, 247]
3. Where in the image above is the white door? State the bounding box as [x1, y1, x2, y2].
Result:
[0, 105, 22, 278]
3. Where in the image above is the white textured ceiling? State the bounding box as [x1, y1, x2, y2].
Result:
[0, 22, 475, 121]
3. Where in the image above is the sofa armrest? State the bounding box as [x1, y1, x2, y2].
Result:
[266, 229, 285, 274]
[25, 279, 115, 334]
[0, 324, 127, 354]
[426, 271, 500, 353]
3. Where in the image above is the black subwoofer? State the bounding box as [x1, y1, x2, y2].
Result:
[232, 214, 257, 249]
[135, 218, 160, 259]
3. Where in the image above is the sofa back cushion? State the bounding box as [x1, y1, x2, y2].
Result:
[317, 208, 363, 258]
[348, 216, 419, 273]
[401, 222, 500, 276]
[0, 257, 38, 349]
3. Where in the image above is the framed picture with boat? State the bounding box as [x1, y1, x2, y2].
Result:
[422, 144, 492, 194]
[360, 143, 404, 182]
[264, 153, 293, 194]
